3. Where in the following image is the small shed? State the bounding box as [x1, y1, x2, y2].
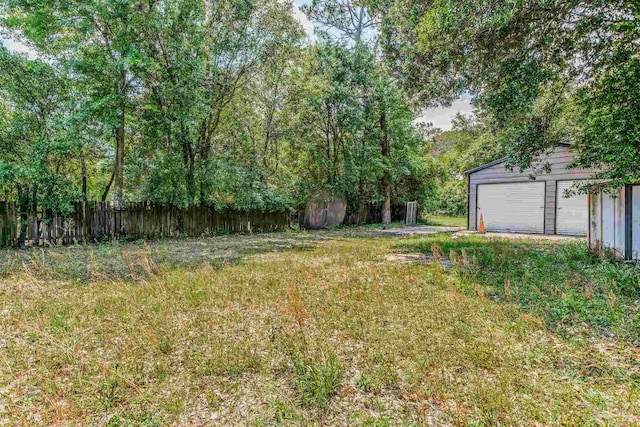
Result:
[466, 144, 594, 235]
[588, 186, 640, 260]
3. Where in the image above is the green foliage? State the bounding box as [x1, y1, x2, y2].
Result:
[0, 47, 87, 213]
[573, 56, 640, 187]
[413, 238, 640, 343]
[375, 0, 640, 189]
[0, 0, 430, 214]
[423, 114, 503, 216]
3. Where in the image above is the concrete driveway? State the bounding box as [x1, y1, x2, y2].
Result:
[372, 225, 462, 236]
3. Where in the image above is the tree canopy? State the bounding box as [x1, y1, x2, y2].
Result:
[375, 0, 640, 189]
[0, 0, 432, 219]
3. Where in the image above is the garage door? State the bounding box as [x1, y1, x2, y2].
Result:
[477, 183, 545, 233]
[555, 180, 588, 236]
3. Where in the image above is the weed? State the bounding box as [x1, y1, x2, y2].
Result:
[278, 284, 309, 327]
[158, 336, 172, 354]
[99, 378, 120, 409]
[356, 366, 396, 393]
[271, 400, 298, 423]
[414, 236, 640, 342]
[291, 352, 342, 409]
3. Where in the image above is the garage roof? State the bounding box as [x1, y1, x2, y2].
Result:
[464, 157, 509, 175]
[464, 143, 572, 175]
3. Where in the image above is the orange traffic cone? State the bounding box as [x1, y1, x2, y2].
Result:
[478, 213, 486, 234]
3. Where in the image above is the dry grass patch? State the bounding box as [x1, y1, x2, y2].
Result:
[0, 233, 638, 425]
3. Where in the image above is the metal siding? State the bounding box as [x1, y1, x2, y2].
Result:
[545, 180, 556, 234]
[614, 188, 626, 255]
[556, 180, 589, 236]
[469, 184, 478, 230]
[590, 190, 626, 258]
[602, 193, 615, 249]
[466, 175, 470, 230]
[589, 193, 602, 250]
[477, 182, 545, 233]
[633, 186, 640, 260]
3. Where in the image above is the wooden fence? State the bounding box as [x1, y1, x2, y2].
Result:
[0, 201, 294, 247]
[342, 203, 408, 226]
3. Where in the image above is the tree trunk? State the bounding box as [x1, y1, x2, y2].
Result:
[81, 158, 88, 243]
[17, 185, 29, 244]
[113, 69, 126, 209]
[380, 106, 391, 225]
[101, 170, 115, 202]
[81, 159, 88, 202]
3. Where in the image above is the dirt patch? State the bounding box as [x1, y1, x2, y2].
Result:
[387, 253, 454, 269]
[373, 225, 461, 236]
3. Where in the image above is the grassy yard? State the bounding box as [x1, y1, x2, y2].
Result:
[1, 230, 639, 426]
[423, 214, 466, 228]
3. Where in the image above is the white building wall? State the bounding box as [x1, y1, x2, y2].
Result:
[588, 188, 627, 258]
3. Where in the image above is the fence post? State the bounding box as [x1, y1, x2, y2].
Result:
[406, 201, 418, 225]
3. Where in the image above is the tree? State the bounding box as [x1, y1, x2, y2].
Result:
[297, 42, 427, 220]
[131, 0, 304, 206]
[423, 113, 504, 216]
[0, 47, 91, 244]
[0, 0, 431, 224]
[304, 0, 405, 224]
[374, 0, 640, 189]
[3, 0, 144, 207]
[303, 0, 377, 45]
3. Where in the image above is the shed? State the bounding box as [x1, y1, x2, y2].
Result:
[465, 144, 594, 235]
[588, 186, 640, 260]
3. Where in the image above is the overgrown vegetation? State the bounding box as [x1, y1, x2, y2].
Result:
[400, 236, 640, 344]
[1, 231, 639, 425]
[422, 114, 503, 217]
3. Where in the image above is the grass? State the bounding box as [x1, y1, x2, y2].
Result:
[1, 230, 639, 425]
[423, 214, 466, 227]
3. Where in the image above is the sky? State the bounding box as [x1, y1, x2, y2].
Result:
[1, 0, 473, 131]
[416, 96, 474, 132]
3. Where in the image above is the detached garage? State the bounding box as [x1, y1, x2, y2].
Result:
[466, 144, 593, 235]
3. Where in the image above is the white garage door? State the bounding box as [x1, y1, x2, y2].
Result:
[477, 183, 545, 233]
[556, 180, 588, 236]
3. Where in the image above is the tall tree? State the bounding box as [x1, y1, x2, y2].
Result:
[303, 0, 377, 45]
[131, 0, 304, 206]
[3, 0, 143, 207]
[0, 47, 85, 225]
[304, 0, 404, 224]
[0, 0, 432, 219]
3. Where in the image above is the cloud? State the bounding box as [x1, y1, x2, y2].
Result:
[415, 98, 475, 131]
